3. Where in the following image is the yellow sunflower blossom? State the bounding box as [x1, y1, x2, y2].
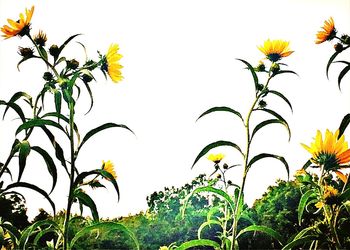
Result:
[208, 153, 225, 164]
[315, 201, 324, 209]
[1, 6, 34, 39]
[323, 185, 339, 199]
[315, 17, 336, 44]
[103, 43, 123, 83]
[301, 129, 350, 170]
[102, 160, 117, 180]
[258, 39, 294, 62]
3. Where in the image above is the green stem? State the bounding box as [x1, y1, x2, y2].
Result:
[63, 101, 76, 250]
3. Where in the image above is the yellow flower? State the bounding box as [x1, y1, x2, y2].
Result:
[323, 185, 338, 199]
[1, 6, 34, 39]
[301, 129, 350, 170]
[258, 39, 293, 62]
[102, 160, 117, 180]
[315, 201, 324, 209]
[207, 153, 225, 164]
[103, 44, 123, 83]
[294, 169, 307, 177]
[315, 17, 336, 44]
[159, 247, 169, 250]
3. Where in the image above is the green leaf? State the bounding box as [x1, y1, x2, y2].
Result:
[236, 225, 284, 245]
[78, 123, 135, 153]
[339, 188, 350, 202]
[338, 64, 350, 90]
[326, 51, 340, 79]
[40, 126, 69, 176]
[38, 46, 48, 61]
[81, 74, 94, 114]
[251, 119, 291, 141]
[247, 153, 289, 178]
[282, 235, 318, 250]
[33, 228, 59, 247]
[272, 70, 298, 77]
[73, 189, 99, 222]
[302, 159, 312, 170]
[17, 55, 37, 71]
[4, 182, 55, 214]
[0, 221, 21, 247]
[177, 239, 221, 250]
[31, 146, 57, 193]
[16, 119, 68, 137]
[69, 221, 139, 249]
[198, 220, 222, 239]
[237, 58, 259, 92]
[196, 106, 244, 122]
[3, 92, 32, 117]
[55, 34, 82, 63]
[298, 189, 315, 225]
[18, 140, 31, 182]
[0, 100, 26, 123]
[192, 140, 243, 168]
[54, 91, 62, 120]
[292, 225, 316, 241]
[267, 90, 293, 113]
[338, 114, 350, 139]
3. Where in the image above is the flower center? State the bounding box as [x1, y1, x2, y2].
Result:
[314, 152, 339, 170]
[267, 53, 281, 62]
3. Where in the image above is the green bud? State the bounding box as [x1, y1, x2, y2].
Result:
[49, 44, 59, 57]
[82, 74, 93, 83]
[18, 47, 34, 58]
[271, 63, 280, 74]
[258, 100, 267, 108]
[334, 43, 344, 52]
[43, 72, 53, 81]
[66, 59, 79, 70]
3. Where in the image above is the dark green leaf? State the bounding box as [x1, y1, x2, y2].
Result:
[247, 153, 289, 178]
[236, 225, 284, 245]
[3, 92, 32, 117]
[251, 119, 291, 141]
[237, 58, 259, 92]
[73, 189, 99, 222]
[338, 64, 350, 90]
[326, 51, 340, 79]
[82, 79, 94, 115]
[339, 188, 350, 202]
[272, 70, 298, 77]
[70, 221, 139, 249]
[0, 100, 26, 123]
[5, 182, 55, 214]
[282, 235, 318, 250]
[177, 239, 221, 250]
[78, 123, 134, 153]
[18, 141, 31, 182]
[267, 90, 293, 112]
[338, 114, 350, 138]
[55, 34, 82, 63]
[198, 220, 222, 239]
[192, 140, 243, 168]
[0, 221, 21, 244]
[38, 46, 48, 61]
[302, 159, 312, 170]
[31, 146, 57, 193]
[16, 119, 68, 137]
[196, 106, 243, 122]
[298, 190, 315, 225]
[54, 91, 62, 120]
[17, 56, 37, 71]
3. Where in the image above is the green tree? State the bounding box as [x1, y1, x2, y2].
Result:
[0, 193, 29, 230]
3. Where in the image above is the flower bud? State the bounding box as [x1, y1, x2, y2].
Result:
[223, 163, 228, 169]
[271, 62, 280, 74]
[227, 180, 233, 185]
[49, 44, 59, 57]
[33, 30, 47, 47]
[18, 47, 34, 58]
[43, 72, 53, 81]
[341, 34, 350, 45]
[255, 61, 265, 72]
[82, 74, 93, 83]
[66, 59, 79, 70]
[334, 43, 344, 53]
[258, 100, 267, 108]
[84, 60, 97, 70]
[216, 174, 221, 179]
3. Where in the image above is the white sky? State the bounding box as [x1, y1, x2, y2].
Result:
[1, 0, 350, 220]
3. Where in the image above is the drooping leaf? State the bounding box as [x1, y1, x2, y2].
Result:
[192, 140, 243, 168]
[69, 221, 139, 249]
[54, 91, 62, 121]
[326, 51, 340, 79]
[17, 55, 38, 71]
[335, 61, 350, 90]
[38, 46, 48, 61]
[16, 119, 69, 138]
[247, 153, 289, 178]
[73, 189, 99, 222]
[338, 113, 350, 138]
[282, 235, 318, 250]
[251, 119, 291, 141]
[271, 70, 298, 78]
[54, 34, 82, 63]
[339, 188, 350, 202]
[3, 92, 32, 116]
[4, 182, 55, 214]
[31, 146, 57, 193]
[267, 90, 293, 112]
[298, 189, 315, 225]
[237, 58, 259, 92]
[177, 239, 221, 250]
[0, 221, 21, 246]
[196, 106, 244, 123]
[33, 227, 59, 247]
[18, 141, 31, 182]
[78, 123, 135, 153]
[198, 220, 222, 239]
[236, 225, 284, 245]
[302, 159, 312, 170]
[0, 100, 26, 123]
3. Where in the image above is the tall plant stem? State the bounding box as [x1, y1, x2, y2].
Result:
[230, 77, 272, 250]
[63, 101, 75, 250]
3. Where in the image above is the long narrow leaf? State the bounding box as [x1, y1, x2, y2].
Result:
[251, 119, 291, 141]
[198, 220, 222, 239]
[326, 51, 340, 79]
[298, 190, 315, 225]
[177, 239, 221, 250]
[196, 106, 244, 122]
[55, 34, 82, 63]
[78, 123, 134, 152]
[73, 189, 99, 222]
[247, 153, 289, 178]
[272, 70, 298, 77]
[82, 79, 94, 115]
[16, 119, 68, 137]
[3, 92, 32, 116]
[236, 225, 284, 245]
[338, 114, 350, 138]
[70, 222, 139, 249]
[267, 90, 293, 112]
[282, 235, 318, 250]
[31, 146, 57, 193]
[237, 58, 259, 91]
[18, 141, 31, 182]
[192, 140, 243, 168]
[338, 64, 350, 90]
[0, 101, 26, 122]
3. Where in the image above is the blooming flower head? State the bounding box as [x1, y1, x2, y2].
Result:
[315, 201, 324, 209]
[294, 169, 307, 177]
[258, 39, 294, 62]
[159, 247, 169, 250]
[101, 43, 123, 83]
[315, 17, 336, 44]
[1, 6, 34, 39]
[102, 160, 117, 180]
[207, 153, 225, 164]
[301, 129, 350, 171]
[323, 185, 338, 199]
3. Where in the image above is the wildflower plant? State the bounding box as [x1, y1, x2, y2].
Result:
[0, 6, 138, 249]
[177, 40, 297, 250]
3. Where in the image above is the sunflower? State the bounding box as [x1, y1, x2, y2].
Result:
[315, 17, 336, 44]
[208, 153, 225, 164]
[101, 44, 123, 83]
[1, 6, 34, 39]
[102, 160, 117, 180]
[258, 39, 294, 62]
[301, 129, 350, 171]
